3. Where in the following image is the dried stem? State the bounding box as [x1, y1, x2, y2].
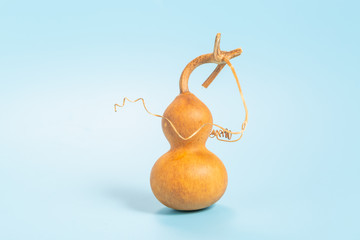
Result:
[202, 64, 225, 88]
[179, 33, 242, 93]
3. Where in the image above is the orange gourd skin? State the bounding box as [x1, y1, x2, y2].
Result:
[150, 92, 228, 211]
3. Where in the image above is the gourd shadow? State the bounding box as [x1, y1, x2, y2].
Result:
[104, 186, 241, 237]
[155, 204, 239, 238]
[156, 205, 214, 215]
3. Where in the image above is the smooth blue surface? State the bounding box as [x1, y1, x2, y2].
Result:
[0, 0, 359, 239]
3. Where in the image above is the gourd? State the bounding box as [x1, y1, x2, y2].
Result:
[115, 33, 248, 211]
[150, 34, 244, 211]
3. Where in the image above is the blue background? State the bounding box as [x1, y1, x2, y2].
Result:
[0, 0, 359, 239]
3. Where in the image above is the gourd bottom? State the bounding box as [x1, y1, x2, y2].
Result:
[150, 147, 228, 211]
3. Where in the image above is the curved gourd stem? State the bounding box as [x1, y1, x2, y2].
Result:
[179, 33, 242, 93]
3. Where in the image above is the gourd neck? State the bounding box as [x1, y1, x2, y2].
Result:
[170, 143, 208, 152]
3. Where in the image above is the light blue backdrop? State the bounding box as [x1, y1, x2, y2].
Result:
[0, 0, 359, 239]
